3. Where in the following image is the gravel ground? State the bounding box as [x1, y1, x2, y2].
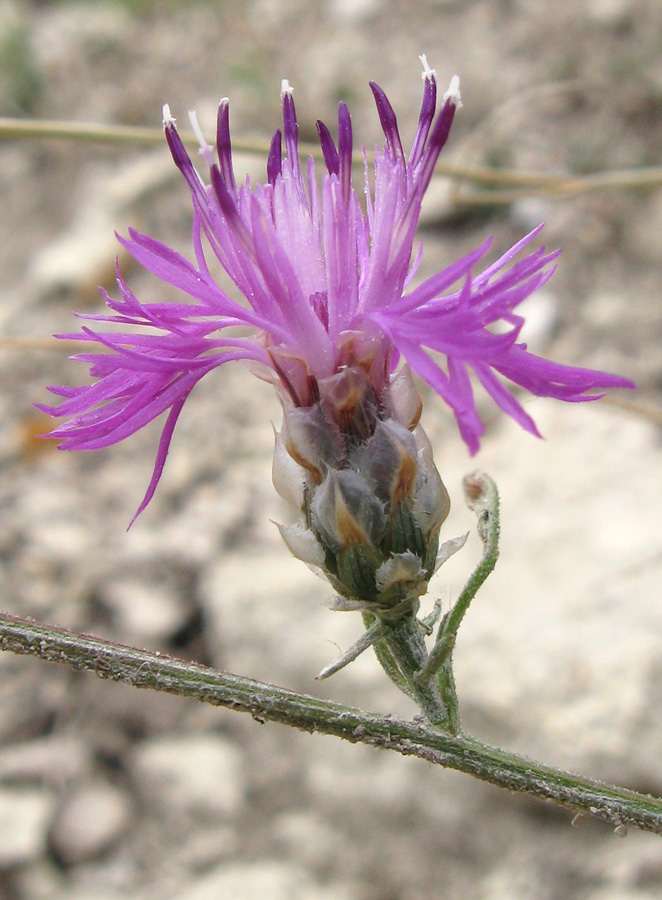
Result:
[1, 1, 662, 898]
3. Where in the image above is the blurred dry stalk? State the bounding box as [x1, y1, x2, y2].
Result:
[1, 116, 662, 205]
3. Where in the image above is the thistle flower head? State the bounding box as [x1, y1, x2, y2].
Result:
[40, 59, 633, 609]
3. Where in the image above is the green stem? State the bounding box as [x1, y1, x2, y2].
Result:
[362, 611, 417, 701]
[380, 616, 450, 729]
[419, 472, 500, 731]
[435, 472, 500, 660]
[2, 610, 660, 835]
[316, 620, 386, 680]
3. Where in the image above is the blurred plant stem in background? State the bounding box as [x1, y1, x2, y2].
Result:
[2, 117, 662, 204]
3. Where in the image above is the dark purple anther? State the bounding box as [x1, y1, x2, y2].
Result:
[369, 82, 404, 163]
[163, 115, 191, 174]
[281, 82, 300, 178]
[210, 164, 241, 222]
[415, 85, 461, 190]
[310, 291, 330, 332]
[409, 73, 437, 168]
[316, 120, 340, 176]
[267, 130, 283, 186]
[216, 99, 236, 191]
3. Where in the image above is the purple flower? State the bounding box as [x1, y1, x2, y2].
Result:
[40, 58, 634, 520]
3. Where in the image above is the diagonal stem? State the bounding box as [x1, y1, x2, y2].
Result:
[315, 620, 386, 680]
[2, 609, 662, 836]
[419, 471, 500, 732]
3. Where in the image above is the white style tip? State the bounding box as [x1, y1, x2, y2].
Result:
[188, 110, 214, 164]
[442, 75, 462, 108]
[162, 103, 175, 127]
[281, 78, 293, 98]
[188, 111, 204, 145]
[419, 54, 437, 82]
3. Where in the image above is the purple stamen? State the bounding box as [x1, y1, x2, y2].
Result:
[369, 82, 405, 163]
[267, 129, 283, 186]
[281, 81, 300, 178]
[316, 120, 340, 176]
[216, 98, 236, 191]
[409, 72, 437, 168]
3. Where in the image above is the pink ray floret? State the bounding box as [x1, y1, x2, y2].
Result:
[39, 60, 634, 516]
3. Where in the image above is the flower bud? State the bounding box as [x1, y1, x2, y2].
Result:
[273, 364, 452, 613]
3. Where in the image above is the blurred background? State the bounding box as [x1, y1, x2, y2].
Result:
[1, 0, 662, 897]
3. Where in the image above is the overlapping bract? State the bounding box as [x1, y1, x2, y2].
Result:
[40, 63, 633, 519]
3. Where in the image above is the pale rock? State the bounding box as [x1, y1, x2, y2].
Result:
[28, 200, 120, 296]
[129, 735, 245, 819]
[29, 518, 94, 563]
[49, 782, 131, 865]
[330, 0, 381, 23]
[585, 0, 632, 24]
[0, 736, 89, 784]
[28, 152, 172, 296]
[418, 176, 457, 225]
[0, 787, 55, 867]
[273, 811, 343, 870]
[306, 739, 425, 808]
[30, 3, 129, 69]
[100, 577, 188, 642]
[433, 402, 662, 773]
[510, 197, 554, 232]
[172, 860, 353, 900]
[199, 546, 366, 685]
[168, 825, 239, 869]
[478, 860, 539, 900]
[515, 289, 558, 351]
[585, 891, 657, 900]
[10, 860, 67, 900]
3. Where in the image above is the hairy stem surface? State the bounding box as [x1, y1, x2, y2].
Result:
[1, 610, 661, 836]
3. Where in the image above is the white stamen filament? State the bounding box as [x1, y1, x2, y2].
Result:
[188, 110, 214, 165]
[162, 103, 175, 127]
[419, 54, 437, 82]
[443, 75, 462, 108]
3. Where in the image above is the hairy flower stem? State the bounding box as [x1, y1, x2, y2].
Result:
[381, 617, 452, 729]
[2, 610, 662, 835]
[425, 471, 501, 732]
[366, 471, 500, 735]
